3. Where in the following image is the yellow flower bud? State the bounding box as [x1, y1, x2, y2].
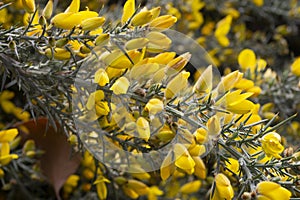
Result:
[125, 38, 149, 50]
[95, 33, 110, 47]
[22, 0, 36, 13]
[149, 15, 177, 30]
[42, 0, 53, 19]
[56, 38, 69, 48]
[291, 57, 300, 76]
[149, 7, 161, 20]
[110, 77, 130, 94]
[68, 134, 78, 145]
[45, 48, 71, 60]
[193, 65, 213, 93]
[256, 181, 291, 200]
[165, 52, 191, 75]
[152, 52, 176, 65]
[146, 31, 172, 53]
[252, 0, 264, 7]
[131, 11, 153, 26]
[207, 115, 221, 136]
[165, 71, 190, 99]
[179, 180, 201, 194]
[136, 117, 150, 141]
[80, 17, 105, 31]
[23, 140, 35, 153]
[127, 179, 150, 195]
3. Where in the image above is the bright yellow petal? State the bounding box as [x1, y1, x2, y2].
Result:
[238, 49, 256, 71]
[0, 129, 19, 143]
[64, 0, 80, 13]
[121, 0, 135, 24]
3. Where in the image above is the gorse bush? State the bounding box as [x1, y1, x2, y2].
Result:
[0, 0, 300, 199]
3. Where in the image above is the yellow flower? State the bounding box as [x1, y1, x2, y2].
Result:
[0, 129, 18, 143]
[180, 180, 201, 194]
[94, 175, 110, 200]
[291, 57, 300, 76]
[51, 11, 98, 30]
[210, 173, 234, 200]
[12, 107, 30, 121]
[94, 68, 109, 86]
[214, 15, 232, 47]
[216, 90, 254, 114]
[256, 181, 291, 200]
[0, 129, 19, 166]
[145, 98, 164, 115]
[207, 115, 221, 136]
[261, 132, 284, 159]
[95, 101, 110, 116]
[252, 0, 264, 7]
[193, 128, 208, 144]
[63, 174, 80, 195]
[136, 117, 151, 141]
[0, 143, 19, 166]
[110, 77, 130, 95]
[174, 143, 195, 174]
[165, 71, 190, 99]
[238, 49, 256, 72]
